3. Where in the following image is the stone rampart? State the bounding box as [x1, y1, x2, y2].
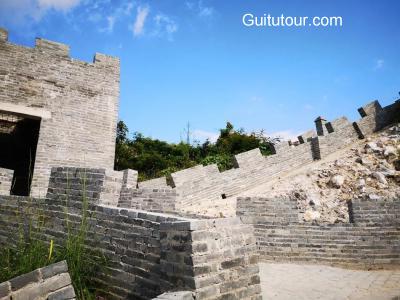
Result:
[139, 177, 169, 188]
[160, 218, 261, 299]
[118, 186, 177, 213]
[127, 99, 399, 217]
[237, 196, 400, 269]
[351, 197, 400, 227]
[0, 167, 262, 299]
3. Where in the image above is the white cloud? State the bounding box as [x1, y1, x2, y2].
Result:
[304, 104, 314, 110]
[131, 5, 149, 36]
[0, 0, 82, 22]
[267, 130, 302, 142]
[123, 2, 134, 15]
[185, 1, 194, 10]
[192, 129, 219, 143]
[249, 96, 264, 104]
[186, 0, 214, 18]
[153, 14, 178, 40]
[97, 1, 136, 33]
[126, 5, 177, 40]
[100, 15, 115, 33]
[38, 0, 81, 11]
[374, 59, 384, 70]
[198, 5, 214, 17]
[88, 12, 102, 22]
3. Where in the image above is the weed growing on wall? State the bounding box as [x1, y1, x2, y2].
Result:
[56, 170, 108, 299]
[0, 171, 107, 300]
[0, 198, 55, 282]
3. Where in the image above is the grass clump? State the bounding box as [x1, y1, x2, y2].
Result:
[0, 172, 107, 300]
[0, 199, 55, 281]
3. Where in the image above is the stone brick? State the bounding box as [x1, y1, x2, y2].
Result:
[221, 257, 245, 269]
[0, 282, 10, 298]
[48, 285, 76, 300]
[9, 270, 40, 291]
[41, 260, 68, 279]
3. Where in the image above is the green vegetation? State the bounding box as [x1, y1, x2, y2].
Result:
[56, 173, 107, 299]
[0, 198, 54, 282]
[0, 174, 106, 300]
[115, 120, 277, 181]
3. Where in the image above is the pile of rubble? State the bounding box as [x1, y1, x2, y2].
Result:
[247, 125, 400, 224]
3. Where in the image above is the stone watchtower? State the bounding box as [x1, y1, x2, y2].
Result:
[0, 28, 120, 197]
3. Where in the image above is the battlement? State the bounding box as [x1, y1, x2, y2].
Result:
[114, 98, 400, 218]
[35, 37, 70, 57]
[0, 27, 120, 197]
[0, 28, 8, 41]
[0, 27, 119, 67]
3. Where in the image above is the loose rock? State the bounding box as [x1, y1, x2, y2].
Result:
[304, 210, 321, 222]
[330, 175, 345, 188]
[372, 172, 388, 185]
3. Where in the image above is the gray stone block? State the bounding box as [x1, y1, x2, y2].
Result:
[0, 282, 10, 298]
[41, 260, 68, 279]
[9, 270, 40, 291]
[48, 285, 76, 300]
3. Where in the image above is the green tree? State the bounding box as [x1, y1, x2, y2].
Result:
[114, 121, 275, 180]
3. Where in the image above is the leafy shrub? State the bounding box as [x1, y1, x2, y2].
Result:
[115, 121, 276, 180]
[201, 154, 235, 171]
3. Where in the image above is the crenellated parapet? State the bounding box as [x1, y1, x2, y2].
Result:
[35, 38, 70, 57]
[117, 98, 399, 218]
[0, 27, 120, 197]
[0, 28, 8, 41]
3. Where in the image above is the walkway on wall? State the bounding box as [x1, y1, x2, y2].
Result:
[260, 263, 400, 300]
[236, 136, 366, 197]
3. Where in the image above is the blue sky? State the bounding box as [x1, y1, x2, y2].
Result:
[1, 0, 399, 143]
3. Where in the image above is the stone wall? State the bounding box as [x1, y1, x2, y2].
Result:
[0, 261, 76, 300]
[351, 197, 400, 227]
[0, 167, 13, 196]
[315, 117, 361, 158]
[160, 218, 261, 300]
[100, 169, 124, 206]
[237, 196, 400, 269]
[0, 28, 120, 197]
[139, 177, 169, 188]
[119, 187, 177, 213]
[171, 165, 225, 216]
[356, 100, 400, 136]
[0, 167, 262, 299]
[132, 99, 399, 218]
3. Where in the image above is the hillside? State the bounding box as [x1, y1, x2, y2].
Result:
[240, 124, 400, 223]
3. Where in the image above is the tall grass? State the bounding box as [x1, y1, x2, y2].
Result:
[0, 198, 55, 282]
[0, 171, 107, 300]
[56, 170, 107, 299]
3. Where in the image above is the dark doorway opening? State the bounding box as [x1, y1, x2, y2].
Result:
[0, 112, 41, 196]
